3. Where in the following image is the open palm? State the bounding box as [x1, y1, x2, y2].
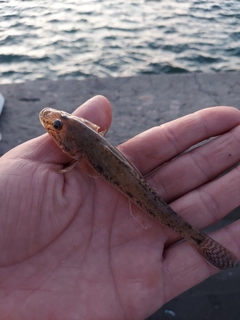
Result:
[0, 96, 239, 320]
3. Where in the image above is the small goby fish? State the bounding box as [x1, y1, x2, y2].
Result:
[39, 107, 238, 270]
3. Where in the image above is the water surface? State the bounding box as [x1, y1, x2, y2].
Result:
[1, 0, 240, 83]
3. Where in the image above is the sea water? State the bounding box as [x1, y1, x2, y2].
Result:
[0, 0, 240, 83]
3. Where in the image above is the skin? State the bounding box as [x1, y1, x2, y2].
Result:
[0, 95, 240, 319]
[39, 107, 237, 270]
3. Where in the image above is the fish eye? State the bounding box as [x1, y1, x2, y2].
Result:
[53, 119, 63, 130]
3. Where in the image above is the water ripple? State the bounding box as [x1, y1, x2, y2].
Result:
[1, 0, 240, 83]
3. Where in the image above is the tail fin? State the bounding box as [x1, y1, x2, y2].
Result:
[189, 231, 238, 270]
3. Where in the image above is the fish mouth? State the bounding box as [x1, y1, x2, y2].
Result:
[39, 108, 57, 127]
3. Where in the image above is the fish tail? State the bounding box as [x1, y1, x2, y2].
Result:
[188, 230, 238, 270]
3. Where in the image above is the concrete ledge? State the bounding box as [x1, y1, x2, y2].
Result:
[0, 72, 240, 320]
[1, 72, 240, 155]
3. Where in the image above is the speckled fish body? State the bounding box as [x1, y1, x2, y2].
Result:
[39, 108, 238, 270]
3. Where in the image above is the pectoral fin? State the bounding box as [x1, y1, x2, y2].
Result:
[60, 159, 80, 173]
[99, 129, 107, 137]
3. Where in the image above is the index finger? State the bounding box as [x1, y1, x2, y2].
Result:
[119, 106, 240, 175]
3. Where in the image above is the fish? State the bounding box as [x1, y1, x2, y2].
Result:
[39, 107, 238, 270]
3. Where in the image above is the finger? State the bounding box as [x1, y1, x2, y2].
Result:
[147, 124, 240, 244]
[162, 220, 240, 304]
[148, 123, 240, 203]
[16, 95, 112, 164]
[119, 106, 240, 176]
[163, 162, 240, 246]
[72, 95, 112, 133]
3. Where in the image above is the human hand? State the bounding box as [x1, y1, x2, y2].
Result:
[0, 96, 239, 319]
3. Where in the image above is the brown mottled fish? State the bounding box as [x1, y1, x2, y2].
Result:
[39, 107, 238, 270]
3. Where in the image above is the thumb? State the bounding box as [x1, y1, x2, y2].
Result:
[5, 95, 112, 166]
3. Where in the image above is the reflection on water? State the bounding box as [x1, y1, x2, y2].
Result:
[0, 0, 240, 83]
